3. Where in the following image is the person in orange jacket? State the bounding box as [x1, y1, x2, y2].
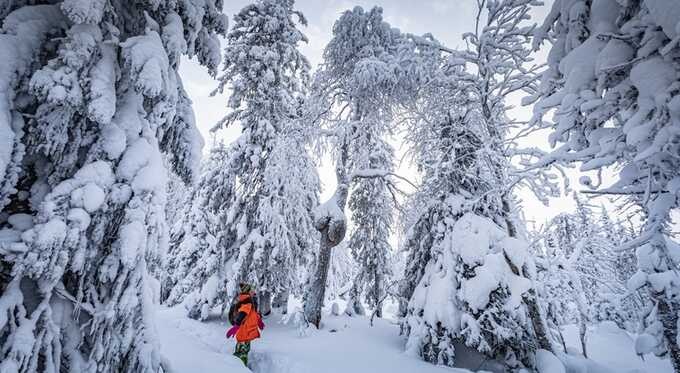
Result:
[226, 283, 265, 365]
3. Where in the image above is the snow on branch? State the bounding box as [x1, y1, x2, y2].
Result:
[350, 168, 417, 189]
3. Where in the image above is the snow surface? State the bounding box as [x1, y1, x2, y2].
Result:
[537, 349, 566, 373]
[157, 307, 249, 373]
[158, 305, 460, 373]
[561, 322, 671, 373]
[156, 304, 672, 373]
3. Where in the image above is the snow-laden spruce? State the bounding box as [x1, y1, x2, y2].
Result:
[400, 71, 537, 367]
[529, 0, 680, 370]
[347, 136, 395, 318]
[170, 0, 320, 320]
[303, 6, 408, 327]
[400, 0, 557, 368]
[0, 1, 226, 372]
[161, 146, 226, 311]
[404, 198, 536, 368]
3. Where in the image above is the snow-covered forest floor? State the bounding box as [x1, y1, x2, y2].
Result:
[157, 303, 672, 373]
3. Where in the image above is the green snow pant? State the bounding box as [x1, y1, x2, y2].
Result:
[234, 341, 251, 366]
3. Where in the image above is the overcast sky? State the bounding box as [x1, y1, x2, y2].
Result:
[177, 0, 613, 232]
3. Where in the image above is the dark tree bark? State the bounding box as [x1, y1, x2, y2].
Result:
[304, 229, 339, 327]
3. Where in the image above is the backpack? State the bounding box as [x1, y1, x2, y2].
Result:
[228, 295, 259, 325]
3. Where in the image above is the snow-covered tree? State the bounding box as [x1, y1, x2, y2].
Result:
[533, 197, 646, 356]
[529, 0, 680, 369]
[303, 6, 406, 327]
[161, 146, 227, 309]
[254, 119, 321, 315]
[400, 0, 556, 368]
[172, 0, 318, 320]
[400, 69, 537, 367]
[326, 241, 358, 303]
[0, 1, 226, 372]
[532, 231, 577, 353]
[347, 136, 395, 318]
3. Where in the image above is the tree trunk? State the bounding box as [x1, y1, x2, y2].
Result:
[557, 327, 568, 354]
[259, 290, 272, 317]
[373, 279, 382, 318]
[304, 231, 336, 327]
[566, 242, 589, 358]
[579, 318, 588, 358]
[547, 307, 568, 353]
[303, 128, 352, 328]
[303, 181, 349, 328]
[524, 290, 554, 352]
[397, 298, 408, 318]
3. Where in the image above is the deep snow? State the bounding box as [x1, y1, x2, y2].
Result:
[157, 304, 672, 373]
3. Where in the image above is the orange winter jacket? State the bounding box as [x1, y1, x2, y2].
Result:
[235, 294, 261, 342]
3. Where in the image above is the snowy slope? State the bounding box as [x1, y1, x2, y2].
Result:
[157, 305, 672, 373]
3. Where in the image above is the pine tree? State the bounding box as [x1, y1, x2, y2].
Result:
[401, 68, 537, 367]
[347, 137, 395, 318]
[401, 0, 556, 368]
[172, 0, 318, 320]
[0, 1, 227, 372]
[161, 146, 227, 310]
[255, 118, 321, 315]
[533, 227, 577, 354]
[530, 1, 680, 369]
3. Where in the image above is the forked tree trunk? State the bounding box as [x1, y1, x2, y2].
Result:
[303, 142, 351, 328]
